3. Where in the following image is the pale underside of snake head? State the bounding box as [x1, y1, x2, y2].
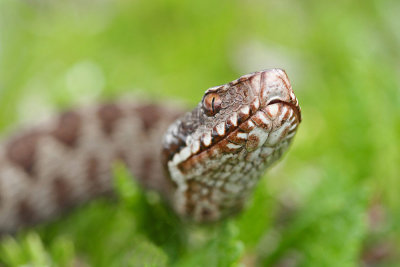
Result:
[162, 69, 301, 222]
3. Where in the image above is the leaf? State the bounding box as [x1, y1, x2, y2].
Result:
[174, 222, 244, 267]
[261, 169, 368, 267]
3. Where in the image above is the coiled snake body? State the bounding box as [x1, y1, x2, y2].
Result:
[0, 69, 301, 233]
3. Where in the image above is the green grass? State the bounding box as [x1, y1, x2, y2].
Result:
[0, 0, 399, 266]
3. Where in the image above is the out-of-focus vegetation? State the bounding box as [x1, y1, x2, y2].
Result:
[0, 0, 399, 266]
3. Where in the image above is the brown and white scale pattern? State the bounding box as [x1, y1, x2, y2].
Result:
[0, 68, 301, 233]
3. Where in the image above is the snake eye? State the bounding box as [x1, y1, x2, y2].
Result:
[202, 92, 222, 116]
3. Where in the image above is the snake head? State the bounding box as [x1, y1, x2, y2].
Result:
[201, 68, 301, 124]
[162, 69, 301, 222]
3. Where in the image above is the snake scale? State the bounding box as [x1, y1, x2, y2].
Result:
[0, 68, 301, 233]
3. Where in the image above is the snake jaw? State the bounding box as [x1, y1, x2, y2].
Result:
[162, 69, 301, 222]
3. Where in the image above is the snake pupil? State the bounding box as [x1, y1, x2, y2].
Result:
[202, 92, 221, 116]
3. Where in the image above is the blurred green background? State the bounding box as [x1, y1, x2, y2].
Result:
[0, 0, 399, 266]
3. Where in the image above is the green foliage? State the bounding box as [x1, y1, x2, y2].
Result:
[261, 170, 367, 266]
[174, 223, 244, 267]
[0, 233, 76, 266]
[0, 0, 399, 265]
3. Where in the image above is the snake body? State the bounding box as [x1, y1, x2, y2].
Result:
[0, 69, 301, 233]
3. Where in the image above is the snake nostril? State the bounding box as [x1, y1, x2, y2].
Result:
[266, 98, 301, 122]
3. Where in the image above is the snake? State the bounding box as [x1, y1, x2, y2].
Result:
[0, 68, 301, 233]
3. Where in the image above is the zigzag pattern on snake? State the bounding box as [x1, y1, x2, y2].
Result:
[0, 69, 301, 233]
